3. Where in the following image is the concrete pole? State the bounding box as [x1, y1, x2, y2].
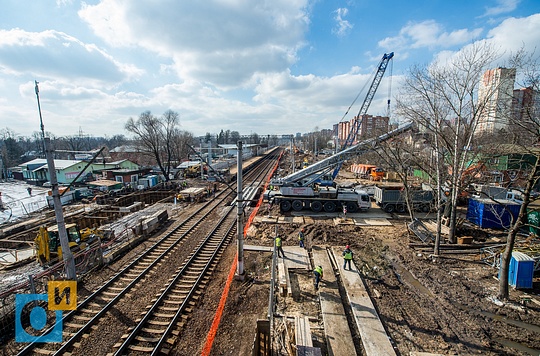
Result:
[236, 141, 244, 280]
[207, 141, 211, 167]
[45, 137, 77, 280]
[290, 139, 295, 173]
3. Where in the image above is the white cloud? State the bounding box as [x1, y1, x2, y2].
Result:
[79, 0, 310, 88]
[0, 29, 143, 85]
[481, 0, 520, 17]
[378, 20, 483, 51]
[432, 13, 540, 66]
[332, 8, 353, 38]
[486, 13, 540, 53]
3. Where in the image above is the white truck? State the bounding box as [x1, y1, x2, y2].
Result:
[266, 186, 370, 213]
[264, 123, 414, 214]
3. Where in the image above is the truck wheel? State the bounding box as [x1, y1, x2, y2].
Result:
[346, 202, 358, 213]
[310, 201, 323, 212]
[323, 202, 336, 213]
[280, 201, 292, 212]
[384, 204, 395, 213]
[421, 204, 430, 213]
[397, 204, 406, 213]
[292, 200, 303, 211]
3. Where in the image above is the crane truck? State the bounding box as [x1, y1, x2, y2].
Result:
[265, 122, 414, 213]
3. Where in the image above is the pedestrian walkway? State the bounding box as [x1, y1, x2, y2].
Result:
[312, 246, 356, 356]
[331, 247, 396, 356]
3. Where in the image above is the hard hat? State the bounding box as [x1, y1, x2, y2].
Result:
[346, 245, 350, 249]
[318, 265, 322, 269]
[301, 228, 305, 232]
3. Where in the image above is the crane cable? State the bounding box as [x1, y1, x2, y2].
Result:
[339, 63, 380, 123]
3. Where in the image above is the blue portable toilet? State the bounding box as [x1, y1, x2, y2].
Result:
[501, 252, 534, 289]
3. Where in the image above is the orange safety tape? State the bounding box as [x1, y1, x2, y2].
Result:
[202, 152, 283, 355]
[201, 254, 238, 356]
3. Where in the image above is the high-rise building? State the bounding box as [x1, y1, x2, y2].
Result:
[476, 67, 516, 135]
[336, 114, 389, 146]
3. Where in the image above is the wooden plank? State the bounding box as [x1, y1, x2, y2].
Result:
[295, 316, 313, 347]
[278, 259, 288, 296]
[312, 246, 356, 356]
[331, 247, 396, 356]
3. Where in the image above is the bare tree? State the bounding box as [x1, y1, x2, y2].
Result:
[497, 49, 540, 300]
[396, 43, 501, 246]
[125, 110, 189, 181]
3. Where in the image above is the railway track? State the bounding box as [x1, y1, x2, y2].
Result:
[113, 203, 237, 355]
[13, 149, 280, 355]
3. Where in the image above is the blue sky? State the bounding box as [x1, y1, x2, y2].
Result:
[0, 0, 539, 139]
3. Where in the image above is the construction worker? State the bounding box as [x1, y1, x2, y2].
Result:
[298, 228, 305, 248]
[343, 245, 353, 270]
[313, 265, 323, 290]
[275, 236, 284, 258]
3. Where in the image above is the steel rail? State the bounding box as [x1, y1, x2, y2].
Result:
[17, 190, 235, 355]
[113, 204, 237, 354]
[14, 149, 278, 355]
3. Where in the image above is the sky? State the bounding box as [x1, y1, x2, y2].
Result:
[0, 0, 539, 140]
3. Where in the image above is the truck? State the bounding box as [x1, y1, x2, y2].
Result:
[266, 186, 371, 213]
[350, 164, 385, 180]
[374, 186, 434, 213]
[471, 184, 523, 203]
[264, 122, 414, 213]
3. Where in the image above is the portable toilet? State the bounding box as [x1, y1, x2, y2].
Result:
[501, 251, 534, 289]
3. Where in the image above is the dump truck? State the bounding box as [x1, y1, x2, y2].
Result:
[374, 186, 434, 213]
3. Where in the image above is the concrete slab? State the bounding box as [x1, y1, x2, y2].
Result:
[253, 216, 278, 224]
[277, 216, 294, 224]
[244, 244, 272, 252]
[331, 247, 396, 356]
[312, 246, 356, 356]
[354, 218, 393, 226]
[292, 216, 304, 225]
[282, 246, 310, 270]
[332, 217, 355, 226]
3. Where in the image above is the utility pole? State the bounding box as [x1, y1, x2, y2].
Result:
[235, 141, 244, 280]
[35, 81, 76, 280]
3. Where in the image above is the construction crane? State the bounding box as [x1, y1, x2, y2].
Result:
[265, 122, 413, 213]
[333, 52, 394, 179]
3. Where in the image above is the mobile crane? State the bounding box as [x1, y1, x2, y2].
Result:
[265, 122, 413, 213]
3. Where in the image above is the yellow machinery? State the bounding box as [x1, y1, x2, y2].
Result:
[35, 223, 103, 266]
[185, 163, 208, 178]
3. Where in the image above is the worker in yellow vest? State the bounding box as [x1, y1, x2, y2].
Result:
[313, 265, 323, 290]
[342, 245, 353, 270]
[275, 236, 284, 258]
